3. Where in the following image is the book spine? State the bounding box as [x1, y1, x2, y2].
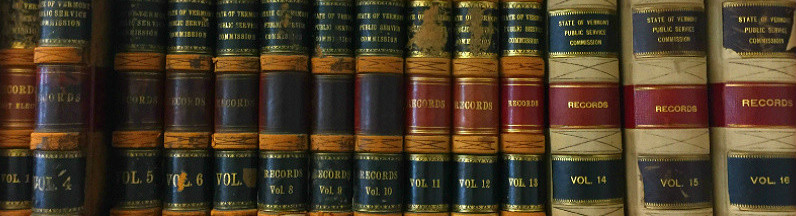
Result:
[498, 0, 545, 216]
[708, 0, 796, 215]
[163, 0, 214, 215]
[310, 1, 355, 216]
[110, 0, 166, 215]
[621, 1, 712, 215]
[0, 0, 38, 215]
[30, 0, 92, 215]
[212, 0, 260, 215]
[405, 1, 452, 216]
[451, 1, 499, 216]
[353, 1, 404, 216]
[546, 0, 624, 215]
[258, 0, 311, 215]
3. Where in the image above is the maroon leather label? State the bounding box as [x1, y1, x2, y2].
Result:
[501, 77, 544, 133]
[405, 75, 451, 135]
[0, 67, 36, 129]
[624, 85, 709, 129]
[711, 83, 796, 127]
[549, 83, 621, 128]
[453, 78, 499, 135]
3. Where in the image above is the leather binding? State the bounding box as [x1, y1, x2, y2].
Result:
[451, 1, 499, 216]
[498, 0, 545, 215]
[258, 0, 311, 216]
[212, 0, 260, 215]
[353, 1, 404, 216]
[30, 0, 93, 215]
[310, 1, 355, 216]
[163, 0, 214, 215]
[405, 1, 452, 216]
[546, 0, 624, 215]
[621, 1, 713, 215]
[110, 0, 167, 215]
[0, 1, 38, 215]
[708, 0, 796, 215]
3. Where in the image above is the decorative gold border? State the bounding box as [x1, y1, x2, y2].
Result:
[260, 151, 307, 159]
[503, 154, 542, 161]
[637, 154, 710, 162]
[454, 154, 498, 163]
[549, 8, 616, 16]
[552, 154, 622, 162]
[408, 153, 450, 162]
[354, 153, 403, 161]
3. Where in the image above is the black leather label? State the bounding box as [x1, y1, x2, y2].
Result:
[452, 154, 498, 213]
[727, 153, 796, 211]
[722, 1, 796, 58]
[215, 73, 259, 133]
[167, 0, 213, 54]
[355, 0, 405, 57]
[0, 0, 39, 49]
[258, 151, 308, 212]
[638, 156, 712, 210]
[407, 0, 452, 58]
[163, 149, 212, 211]
[261, 0, 310, 55]
[39, 0, 92, 47]
[312, 74, 354, 135]
[353, 153, 402, 213]
[314, 0, 354, 57]
[632, 7, 706, 58]
[116, 0, 167, 52]
[551, 154, 624, 206]
[454, 0, 499, 58]
[355, 73, 404, 136]
[406, 153, 449, 213]
[260, 72, 310, 134]
[548, 9, 619, 58]
[217, 0, 259, 56]
[501, 1, 543, 57]
[502, 154, 544, 212]
[32, 150, 85, 215]
[0, 149, 31, 210]
[310, 152, 352, 212]
[214, 150, 258, 210]
[112, 149, 161, 210]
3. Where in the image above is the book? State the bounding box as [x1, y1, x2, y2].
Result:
[708, 0, 796, 215]
[621, 0, 713, 215]
[546, 0, 624, 215]
[405, 1, 452, 216]
[0, 0, 38, 215]
[162, 0, 215, 214]
[212, 0, 260, 215]
[110, 0, 166, 215]
[498, 0, 546, 215]
[451, 1, 500, 216]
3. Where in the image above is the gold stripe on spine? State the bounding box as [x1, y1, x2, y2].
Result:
[727, 152, 796, 159]
[112, 130, 163, 148]
[166, 54, 213, 71]
[214, 56, 260, 73]
[643, 202, 712, 211]
[408, 153, 450, 162]
[552, 198, 623, 206]
[452, 135, 498, 154]
[310, 134, 355, 152]
[259, 134, 308, 151]
[212, 133, 259, 149]
[33, 47, 85, 64]
[723, 1, 796, 8]
[0, 49, 35, 67]
[163, 132, 211, 149]
[354, 135, 403, 153]
[260, 55, 309, 72]
[454, 154, 497, 163]
[551, 154, 622, 162]
[312, 57, 355, 74]
[29, 132, 84, 150]
[356, 56, 404, 74]
[114, 53, 166, 71]
[0, 129, 34, 149]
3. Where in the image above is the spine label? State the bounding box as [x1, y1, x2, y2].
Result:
[112, 149, 161, 210]
[727, 153, 796, 210]
[215, 73, 259, 132]
[406, 75, 451, 135]
[35, 65, 89, 130]
[632, 7, 706, 57]
[216, 0, 259, 56]
[722, 1, 796, 58]
[452, 154, 497, 213]
[501, 1, 543, 57]
[261, 0, 309, 54]
[551, 154, 623, 205]
[214, 150, 258, 210]
[312, 74, 354, 134]
[168, 0, 213, 54]
[0, 68, 36, 131]
[501, 78, 544, 133]
[624, 86, 709, 128]
[38, 0, 91, 47]
[549, 84, 621, 128]
[548, 9, 618, 58]
[314, 0, 354, 57]
[32, 150, 85, 214]
[0, 0, 39, 49]
[311, 153, 353, 212]
[165, 71, 213, 132]
[355, 73, 404, 136]
[260, 72, 310, 134]
[258, 151, 308, 212]
[711, 83, 796, 127]
[502, 154, 544, 212]
[406, 154, 450, 212]
[453, 78, 499, 135]
[407, 0, 452, 58]
[355, 0, 404, 56]
[164, 149, 211, 211]
[117, 71, 163, 131]
[0, 149, 31, 210]
[638, 156, 712, 209]
[454, 0, 499, 58]
[117, 0, 166, 52]
[353, 153, 402, 212]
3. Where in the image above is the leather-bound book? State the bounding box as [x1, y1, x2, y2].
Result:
[309, 1, 355, 216]
[546, 0, 624, 215]
[708, 0, 796, 215]
[450, 1, 499, 216]
[163, 0, 214, 215]
[621, 0, 712, 215]
[212, 0, 260, 215]
[109, 0, 166, 215]
[258, 0, 310, 215]
[0, 1, 37, 215]
[405, 1, 452, 216]
[498, 0, 545, 216]
[352, 1, 405, 216]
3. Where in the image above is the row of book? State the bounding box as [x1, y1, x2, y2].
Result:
[0, 0, 794, 215]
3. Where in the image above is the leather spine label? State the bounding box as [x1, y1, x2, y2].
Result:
[454, 1, 499, 59]
[548, 9, 618, 58]
[167, 0, 213, 54]
[116, 71, 164, 132]
[260, 72, 310, 135]
[711, 83, 796, 127]
[502, 154, 544, 212]
[727, 153, 796, 211]
[501, 1, 543, 57]
[215, 73, 259, 133]
[216, 0, 259, 56]
[117, 0, 166, 53]
[631, 7, 706, 58]
[407, 0, 452, 58]
[112, 149, 161, 210]
[551, 154, 623, 205]
[355, 73, 405, 137]
[38, 0, 91, 47]
[35, 65, 89, 132]
[624, 85, 709, 129]
[452, 154, 498, 213]
[31, 150, 85, 214]
[722, 1, 796, 58]
[165, 71, 213, 133]
[261, 0, 309, 55]
[355, 0, 405, 57]
[549, 83, 621, 128]
[406, 75, 451, 136]
[0, 0, 39, 49]
[214, 150, 258, 210]
[453, 77, 499, 135]
[314, 0, 354, 57]
[637, 156, 712, 210]
[258, 151, 308, 212]
[501, 77, 544, 133]
[352, 153, 402, 212]
[312, 74, 355, 136]
[310, 152, 353, 212]
[163, 149, 211, 211]
[406, 154, 450, 213]
[0, 68, 36, 133]
[0, 149, 31, 210]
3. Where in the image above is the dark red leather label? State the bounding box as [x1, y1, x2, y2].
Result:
[453, 78, 499, 135]
[501, 77, 544, 133]
[549, 83, 620, 128]
[624, 85, 709, 129]
[711, 83, 796, 127]
[405, 75, 451, 135]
